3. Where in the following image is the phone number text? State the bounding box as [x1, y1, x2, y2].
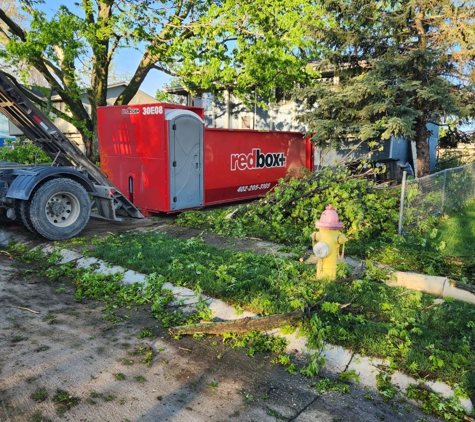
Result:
[237, 183, 271, 193]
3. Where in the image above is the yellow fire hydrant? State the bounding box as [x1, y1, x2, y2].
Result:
[310, 205, 348, 280]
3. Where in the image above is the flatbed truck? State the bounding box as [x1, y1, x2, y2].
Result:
[0, 70, 143, 240]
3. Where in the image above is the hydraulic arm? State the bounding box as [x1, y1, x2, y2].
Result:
[0, 70, 143, 221]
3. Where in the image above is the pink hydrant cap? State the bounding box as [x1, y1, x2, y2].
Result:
[315, 205, 343, 229]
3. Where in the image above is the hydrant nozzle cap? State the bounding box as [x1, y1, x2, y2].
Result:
[315, 205, 344, 230]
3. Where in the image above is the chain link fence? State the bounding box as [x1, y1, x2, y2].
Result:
[395, 162, 475, 234]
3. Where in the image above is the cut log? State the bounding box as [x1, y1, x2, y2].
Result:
[169, 310, 303, 336]
[452, 280, 475, 294]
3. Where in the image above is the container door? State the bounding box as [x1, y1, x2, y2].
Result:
[168, 111, 204, 210]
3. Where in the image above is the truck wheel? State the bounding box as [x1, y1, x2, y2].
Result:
[28, 178, 91, 240]
[15, 200, 37, 234]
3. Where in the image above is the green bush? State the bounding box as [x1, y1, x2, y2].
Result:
[176, 166, 400, 250]
[0, 138, 52, 164]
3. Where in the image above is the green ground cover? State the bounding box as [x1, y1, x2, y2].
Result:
[81, 232, 475, 406]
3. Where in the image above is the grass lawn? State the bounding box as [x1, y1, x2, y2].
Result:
[435, 198, 475, 258]
[365, 198, 475, 282]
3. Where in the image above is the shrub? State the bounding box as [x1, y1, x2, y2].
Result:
[176, 166, 400, 249]
[0, 138, 52, 164]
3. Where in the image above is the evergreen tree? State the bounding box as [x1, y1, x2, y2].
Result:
[296, 0, 475, 176]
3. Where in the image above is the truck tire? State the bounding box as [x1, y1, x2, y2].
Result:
[28, 178, 91, 240]
[15, 200, 37, 234]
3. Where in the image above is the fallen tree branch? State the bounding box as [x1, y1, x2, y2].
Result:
[277, 168, 375, 211]
[334, 276, 359, 284]
[169, 309, 303, 336]
[10, 306, 39, 314]
[1, 250, 13, 259]
[170, 289, 362, 337]
[339, 295, 357, 310]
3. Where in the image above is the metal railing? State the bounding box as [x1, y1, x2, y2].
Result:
[397, 162, 475, 234]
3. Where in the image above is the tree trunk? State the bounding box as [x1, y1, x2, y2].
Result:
[415, 118, 431, 177]
[76, 119, 95, 161]
[115, 49, 157, 106]
[169, 310, 303, 336]
[90, 107, 101, 163]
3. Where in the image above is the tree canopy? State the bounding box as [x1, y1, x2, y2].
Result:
[0, 0, 318, 159]
[295, 0, 475, 176]
[2, 1, 474, 174]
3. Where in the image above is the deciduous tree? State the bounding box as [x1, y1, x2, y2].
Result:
[0, 0, 318, 160]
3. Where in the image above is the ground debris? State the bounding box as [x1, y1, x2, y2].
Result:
[169, 310, 303, 335]
[9, 306, 40, 314]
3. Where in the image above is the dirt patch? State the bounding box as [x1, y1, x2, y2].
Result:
[0, 219, 445, 421]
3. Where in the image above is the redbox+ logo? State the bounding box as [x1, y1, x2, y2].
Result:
[230, 149, 286, 171]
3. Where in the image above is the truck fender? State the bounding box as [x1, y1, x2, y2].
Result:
[6, 167, 95, 200]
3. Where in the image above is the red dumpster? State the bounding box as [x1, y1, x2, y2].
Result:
[97, 103, 313, 215]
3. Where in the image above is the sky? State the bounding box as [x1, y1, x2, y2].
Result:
[35, 1, 172, 98]
[112, 48, 171, 97]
